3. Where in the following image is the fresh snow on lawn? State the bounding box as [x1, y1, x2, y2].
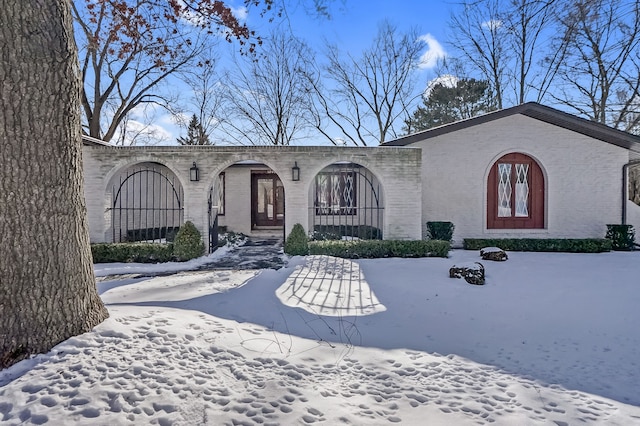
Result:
[1, 250, 640, 425]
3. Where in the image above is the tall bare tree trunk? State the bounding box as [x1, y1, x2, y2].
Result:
[0, 0, 109, 369]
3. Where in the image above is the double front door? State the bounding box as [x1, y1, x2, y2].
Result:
[251, 174, 284, 228]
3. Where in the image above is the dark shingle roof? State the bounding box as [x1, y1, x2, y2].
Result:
[383, 102, 640, 153]
[82, 135, 111, 146]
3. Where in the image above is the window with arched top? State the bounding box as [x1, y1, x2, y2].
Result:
[487, 153, 545, 229]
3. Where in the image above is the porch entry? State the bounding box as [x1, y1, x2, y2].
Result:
[251, 173, 284, 229]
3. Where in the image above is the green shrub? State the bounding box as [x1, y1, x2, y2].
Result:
[426, 221, 455, 242]
[311, 225, 382, 240]
[91, 243, 174, 263]
[605, 224, 636, 251]
[285, 223, 309, 256]
[173, 221, 205, 261]
[309, 240, 450, 259]
[463, 238, 611, 253]
[125, 226, 180, 242]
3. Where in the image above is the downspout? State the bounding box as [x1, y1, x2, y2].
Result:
[622, 159, 640, 224]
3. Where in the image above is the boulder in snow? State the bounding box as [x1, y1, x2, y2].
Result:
[480, 247, 508, 261]
[449, 262, 485, 285]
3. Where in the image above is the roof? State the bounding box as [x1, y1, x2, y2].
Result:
[82, 135, 111, 146]
[383, 102, 640, 153]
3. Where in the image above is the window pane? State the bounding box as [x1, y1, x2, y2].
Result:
[497, 163, 512, 217]
[341, 172, 355, 214]
[316, 174, 329, 214]
[331, 173, 341, 213]
[315, 170, 357, 215]
[515, 164, 529, 217]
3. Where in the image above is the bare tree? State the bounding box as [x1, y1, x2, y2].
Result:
[309, 21, 425, 146]
[71, 0, 265, 142]
[551, 0, 640, 130]
[1, 0, 108, 369]
[114, 105, 172, 146]
[175, 48, 224, 144]
[448, 0, 509, 108]
[447, 0, 566, 107]
[503, 0, 561, 104]
[219, 31, 316, 145]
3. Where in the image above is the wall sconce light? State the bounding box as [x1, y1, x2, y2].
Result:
[190, 162, 200, 182]
[292, 161, 300, 181]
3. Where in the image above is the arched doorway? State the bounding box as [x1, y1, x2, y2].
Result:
[487, 152, 545, 229]
[110, 162, 184, 243]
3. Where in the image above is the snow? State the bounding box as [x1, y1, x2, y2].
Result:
[2, 249, 640, 425]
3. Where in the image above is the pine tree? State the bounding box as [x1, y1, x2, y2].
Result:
[405, 78, 497, 133]
[177, 114, 212, 145]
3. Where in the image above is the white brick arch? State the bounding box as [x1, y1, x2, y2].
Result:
[106, 161, 186, 243]
[307, 160, 386, 240]
[82, 145, 423, 243]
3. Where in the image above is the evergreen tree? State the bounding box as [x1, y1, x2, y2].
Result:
[405, 78, 497, 133]
[177, 114, 212, 145]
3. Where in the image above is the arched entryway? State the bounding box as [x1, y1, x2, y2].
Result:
[109, 162, 184, 242]
[208, 161, 286, 252]
[309, 162, 384, 240]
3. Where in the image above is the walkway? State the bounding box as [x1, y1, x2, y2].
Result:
[199, 237, 285, 271]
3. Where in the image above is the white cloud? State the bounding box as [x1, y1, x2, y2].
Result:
[417, 34, 447, 70]
[115, 118, 174, 146]
[231, 6, 248, 21]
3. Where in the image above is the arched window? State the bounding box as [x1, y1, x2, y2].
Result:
[487, 153, 544, 229]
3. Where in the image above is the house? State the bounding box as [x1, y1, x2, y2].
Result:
[81, 143, 423, 251]
[383, 102, 640, 245]
[82, 103, 640, 250]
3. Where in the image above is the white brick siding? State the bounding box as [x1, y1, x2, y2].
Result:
[82, 145, 423, 244]
[411, 114, 630, 245]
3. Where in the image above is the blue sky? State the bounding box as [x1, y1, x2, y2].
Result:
[135, 1, 455, 145]
[270, 0, 452, 53]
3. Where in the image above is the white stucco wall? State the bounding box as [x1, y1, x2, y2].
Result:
[82, 145, 422, 245]
[410, 114, 630, 245]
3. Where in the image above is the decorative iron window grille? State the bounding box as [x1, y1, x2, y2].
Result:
[311, 163, 384, 240]
[315, 170, 357, 215]
[110, 164, 184, 243]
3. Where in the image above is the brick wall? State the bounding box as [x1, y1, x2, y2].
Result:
[410, 114, 630, 246]
[82, 145, 423, 245]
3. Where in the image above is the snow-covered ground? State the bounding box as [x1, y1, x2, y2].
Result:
[1, 250, 640, 425]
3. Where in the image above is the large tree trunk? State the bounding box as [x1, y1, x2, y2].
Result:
[0, 1, 109, 369]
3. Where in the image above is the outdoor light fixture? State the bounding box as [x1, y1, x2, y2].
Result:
[292, 161, 300, 181]
[190, 162, 200, 182]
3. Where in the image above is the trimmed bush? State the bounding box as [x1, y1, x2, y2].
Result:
[605, 224, 636, 251]
[173, 221, 205, 261]
[426, 221, 455, 242]
[91, 243, 174, 263]
[125, 226, 180, 242]
[285, 223, 309, 256]
[311, 224, 382, 240]
[463, 238, 611, 253]
[309, 240, 450, 259]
